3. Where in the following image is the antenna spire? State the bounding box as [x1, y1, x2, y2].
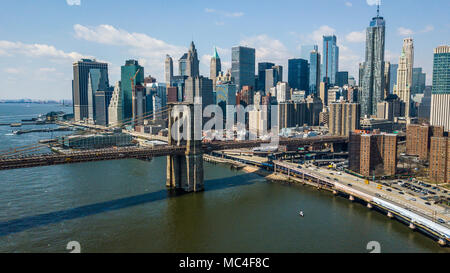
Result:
[377, 0, 380, 17]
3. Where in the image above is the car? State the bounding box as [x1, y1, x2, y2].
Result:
[347, 184, 352, 187]
[437, 218, 445, 224]
[386, 189, 392, 192]
[425, 202, 431, 206]
[375, 193, 381, 197]
[399, 192, 405, 195]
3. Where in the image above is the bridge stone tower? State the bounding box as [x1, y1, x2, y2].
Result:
[166, 102, 204, 192]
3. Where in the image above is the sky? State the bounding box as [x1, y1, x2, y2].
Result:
[0, 0, 449, 100]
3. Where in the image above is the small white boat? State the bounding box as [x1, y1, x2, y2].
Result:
[299, 211, 304, 217]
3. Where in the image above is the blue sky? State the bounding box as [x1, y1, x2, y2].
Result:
[0, 0, 449, 100]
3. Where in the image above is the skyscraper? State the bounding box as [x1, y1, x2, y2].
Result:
[108, 81, 123, 126]
[72, 59, 109, 121]
[393, 38, 414, 117]
[186, 41, 200, 78]
[165, 55, 173, 84]
[265, 65, 283, 94]
[329, 102, 360, 136]
[335, 71, 349, 88]
[210, 47, 221, 90]
[257, 62, 275, 93]
[322, 35, 339, 85]
[121, 60, 144, 120]
[412, 67, 426, 95]
[232, 46, 256, 91]
[309, 49, 321, 96]
[360, 6, 385, 117]
[288, 58, 309, 92]
[389, 64, 398, 93]
[430, 45, 450, 132]
[178, 53, 188, 76]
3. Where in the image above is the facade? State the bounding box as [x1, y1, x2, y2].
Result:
[275, 82, 290, 103]
[406, 124, 444, 161]
[430, 46, 450, 132]
[232, 46, 256, 91]
[336, 72, 348, 88]
[329, 102, 360, 136]
[384, 62, 390, 98]
[108, 82, 123, 126]
[412, 67, 426, 95]
[319, 82, 328, 107]
[389, 63, 398, 93]
[288, 58, 309, 92]
[167, 86, 178, 103]
[94, 88, 113, 126]
[257, 62, 274, 92]
[178, 53, 188, 76]
[87, 69, 109, 124]
[72, 59, 109, 121]
[165, 55, 173, 84]
[349, 133, 398, 177]
[418, 86, 432, 120]
[322, 35, 339, 85]
[376, 94, 405, 121]
[210, 47, 221, 90]
[309, 49, 321, 96]
[278, 102, 307, 129]
[184, 76, 214, 110]
[429, 137, 450, 183]
[215, 83, 237, 116]
[360, 11, 385, 117]
[186, 41, 200, 78]
[265, 65, 283, 94]
[327, 86, 341, 105]
[393, 38, 414, 117]
[306, 95, 323, 126]
[121, 60, 144, 120]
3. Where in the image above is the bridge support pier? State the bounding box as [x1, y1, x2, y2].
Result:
[387, 212, 394, 219]
[367, 203, 373, 209]
[409, 222, 416, 230]
[349, 195, 355, 201]
[166, 103, 204, 193]
[438, 238, 447, 247]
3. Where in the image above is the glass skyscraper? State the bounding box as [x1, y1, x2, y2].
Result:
[288, 58, 309, 92]
[121, 60, 144, 119]
[322, 36, 339, 85]
[309, 49, 321, 96]
[232, 46, 255, 91]
[257, 62, 274, 92]
[389, 63, 398, 94]
[301, 45, 318, 61]
[360, 10, 386, 117]
[430, 46, 450, 131]
[72, 59, 109, 121]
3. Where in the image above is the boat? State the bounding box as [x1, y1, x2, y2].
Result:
[299, 211, 304, 217]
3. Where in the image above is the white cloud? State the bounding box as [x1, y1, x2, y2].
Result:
[397, 27, 414, 36]
[421, 25, 434, 33]
[346, 30, 366, 43]
[0, 40, 88, 60]
[310, 25, 336, 45]
[66, 0, 81, 6]
[366, 0, 380, 6]
[73, 24, 186, 82]
[345, 2, 353, 7]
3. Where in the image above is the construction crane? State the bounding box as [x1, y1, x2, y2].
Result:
[130, 68, 141, 127]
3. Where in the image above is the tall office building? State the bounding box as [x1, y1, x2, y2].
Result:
[232, 46, 256, 91]
[322, 35, 339, 85]
[384, 62, 390, 98]
[336, 71, 349, 88]
[87, 69, 109, 124]
[121, 60, 144, 120]
[108, 81, 123, 126]
[276, 82, 290, 103]
[389, 64, 398, 93]
[429, 137, 450, 183]
[393, 38, 414, 117]
[178, 53, 188, 76]
[94, 87, 114, 126]
[288, 58, 309, 92]
[72, 59, 109, 121]
[184, 76, 214, 110]
[418, 86, 432, 120]
[210, 47, 221, 90]
[360, 7, 385, 117]
[319, 82, 328, 107]
[309, 49, 321, 96]
[257, 62, 274, 93]
[265, 65, 283, 94]
[329, 102, 360, 136]
[165, 55, 173, 84]
[186, 41, 200, 78]
[412, 67, 426, 95]
[430, 45, 450, 132]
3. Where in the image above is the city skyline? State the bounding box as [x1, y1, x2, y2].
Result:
[0, 0, 449, 100]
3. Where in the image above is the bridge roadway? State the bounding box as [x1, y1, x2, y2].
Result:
[0, 136, 347, 170]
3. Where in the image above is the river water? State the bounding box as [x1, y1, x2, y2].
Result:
[0, 103, 448, 253]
